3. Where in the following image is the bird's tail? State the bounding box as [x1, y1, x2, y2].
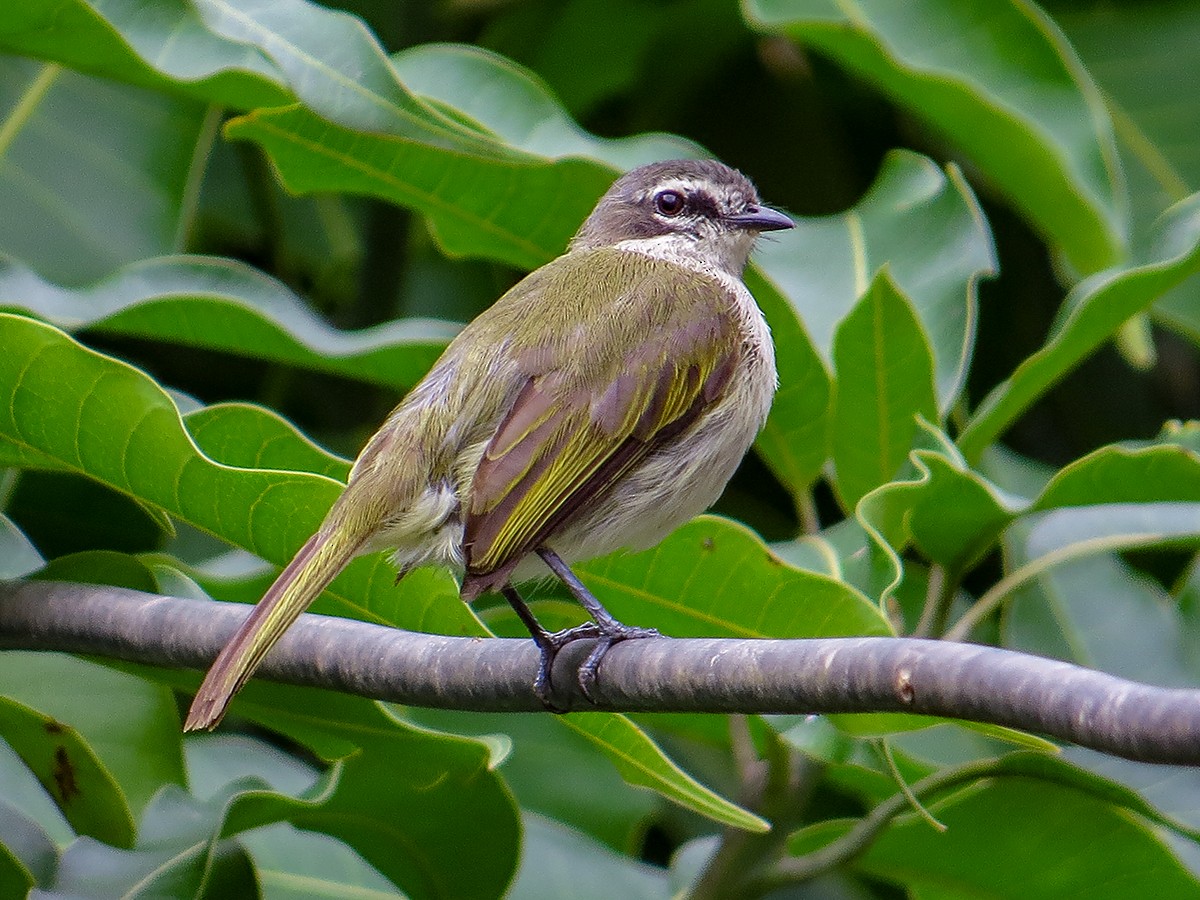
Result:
[184, 527, 366, 731]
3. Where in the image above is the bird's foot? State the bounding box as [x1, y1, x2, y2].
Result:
[530, 621, 602, 710]
[576, 621, 661, 702]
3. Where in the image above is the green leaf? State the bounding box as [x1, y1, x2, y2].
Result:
[218, 35, 692, 268]
[959, 194, 1200, 460]
[0, 0, 288, 108]
[578, 516, 890, 639]
[6, 3, 694, 272]
[42, 784, 258, 898]
[1002, 505, 1200, 687]
[560, 713, 767, 832]
[240, 822, 404, 898]
[195, 0, 506, 146]
[745, 0, 1126, 273]
[188, 732, 488, 899]
[0, 799, 55, 893]
[0, 313, 479, 637]
[1060, 747, 1200, 846]
[1036, 443, 1200, 508]
[0, 514, 42, 579]
[509, 812, 668, 900]
[408, 709, 657, 852]
[391, 43, 693, 170]
[185, 403, 350, 480]
[831, 272, 938, 509]
[860, 448, 1022, 570]
[215, 692, 522, 900]
[0, 653, 183, 828]
[755, 151, 994, 412]
[767, 534, 841, 579]
[854, 777, 1200, 897]
[1045, 0, 1199, 251]
[829, 715, 1058, 757]
[0, 256, 457, 392]
[223, 105, 601, 270]
[0, 695, 133, 848]
[30, 550, 159, 593]
[744, 266, 832, 497]
[0, 58, 212, 284]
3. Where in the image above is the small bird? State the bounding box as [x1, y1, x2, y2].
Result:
[185, 159, 793, 731]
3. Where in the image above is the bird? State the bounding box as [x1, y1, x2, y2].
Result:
[184, 158, 793, 731]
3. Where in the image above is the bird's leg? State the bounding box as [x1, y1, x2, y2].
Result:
[500, 584, 600, 709]
[537, 547, 661, 700]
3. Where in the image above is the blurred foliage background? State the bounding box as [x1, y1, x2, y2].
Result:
[1, 0, 1200, 897]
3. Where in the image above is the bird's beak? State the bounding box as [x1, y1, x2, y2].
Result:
[727, 205, 795, 232]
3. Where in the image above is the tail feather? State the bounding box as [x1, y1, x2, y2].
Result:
[184, 529, 365, 731]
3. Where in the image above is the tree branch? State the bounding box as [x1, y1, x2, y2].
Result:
[3, 580, 1200, 765]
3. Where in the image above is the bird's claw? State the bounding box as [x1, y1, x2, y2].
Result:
[530, 621, 660, 707]
[576, 624, 661, 702]
[531, 622, 602, 710]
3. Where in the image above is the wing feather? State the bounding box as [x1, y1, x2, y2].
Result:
[460, 253, 741, 597]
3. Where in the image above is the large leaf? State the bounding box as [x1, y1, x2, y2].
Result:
[0, 653, 182, 833]
[0, 694, 132, 849]
[219, 692, 520, 900]
[97, 668, 523, 900]
[1063, 747, 1200, 852]
[0, 255, 456, 391]
[1037, 444, 1200, 509]
[1045, 0, 1200, 251]
[0, 57, 211, 284]
[1002, 506, 1200, 689]
[184, 402, 350, 481]
[509, 813, 667, 900]
[744, 266, 831, 498]
[0, 313, 478, 637]
[830, 272, 938, 510]
[2, 2, 693, 272]
[577, 516, 890, 640]
[407, 709, 658, 852]
[854, 777, 1200, 896]
[36, 786, 256, 898]
[184, 723, 519, 900]
[959, 194, 1200, 461]
[745, 0, 1126, 273]
[0, 1, 287, 108]
[860, 446, 1022, 571]
[560, 714, 765, 833]
[751, 151, 993, 494]
[223, 98, 624, 271]
[390, 43, 692, 170]
[212, 17, 693, 268]
[240, 822, 404, 899]
[755, 151, 994, 410]
[859, 438, 1200, 638]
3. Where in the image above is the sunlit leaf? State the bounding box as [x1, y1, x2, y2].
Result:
[561, 713, 766, 833]
[831, 273, 937, 509]
[746, 0, 1126, 273]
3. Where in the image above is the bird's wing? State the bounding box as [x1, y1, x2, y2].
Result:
[461, 256, 741, 596]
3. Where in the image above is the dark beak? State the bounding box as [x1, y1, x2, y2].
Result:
[728, 205, 794, 232]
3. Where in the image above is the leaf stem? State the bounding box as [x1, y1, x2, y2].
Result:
[945, 532, 1186, 641]
[913, 563, 960, 638]
[745, 759, 1003, 894]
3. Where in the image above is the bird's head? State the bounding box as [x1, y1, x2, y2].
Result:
[570, 159, 794, 274]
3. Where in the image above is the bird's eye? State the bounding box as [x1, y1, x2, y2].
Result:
[654, 190, 686, 216]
